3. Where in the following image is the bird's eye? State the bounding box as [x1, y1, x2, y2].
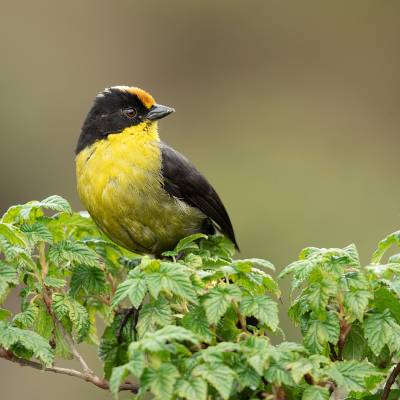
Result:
[123, 108, 137, 118]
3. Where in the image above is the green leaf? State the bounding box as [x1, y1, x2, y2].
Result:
[112, 269, 147, 308]
[264, 363, 294, 386]
[193, 362, 235, 400]
[326, 361, 379, 392]
[33, 304, 54, 340]
[0, 308, 11, 321]
[302, 386, 329, 400]
[141, 363, 180, 400]
[373, 287, 400, 324]
[2, 196, 72, 223]
[303, 312, 339, 353]
[182, 305, 213, 343]
[0, 262, 18, 303]
[372, 231, 400, 263]
[0, 262, 18, 284]
[54, 324, 72, 359]
[70, 264, 106, 297]
[234, 362, 261, 389]
[137, 298, 172, 338]
[136, 325, 199, 353]
[44, 277, 66, 288]
[202, 284, 241, 325]
[48, 240, 100, 268]
[305, 275, 337, 315]
[20, 222, 53, 244]
[145, 262, 197, 303]
[342, 324, 367, 361]
[239, 294, 279, 331]
[13, 303, 38, 329]
[176, 377, 208, 400]
[52, 293, 90, 341]
[344, 290, 372, 322]
[0, 322, 54, 366]
[0, 223, 29, 248]
[167, 233, 208, 256]
[34, 195, 72, 213]
[127, 350, 145, 377]
[109, 364, 130, 397]
[237, 258, 275, 271]
[364, 309, 400, 355]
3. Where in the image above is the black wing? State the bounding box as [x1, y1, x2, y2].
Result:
[160, 142, 239, 250]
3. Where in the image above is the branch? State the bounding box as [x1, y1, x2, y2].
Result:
[0, 347, 138, 393]
[382, 362, 400, 400]
[42, 290, 92, 374]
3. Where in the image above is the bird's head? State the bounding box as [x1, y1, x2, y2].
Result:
[76, 86, 174, 154]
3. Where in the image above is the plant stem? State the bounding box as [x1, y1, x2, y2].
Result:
[232, 301, 247, 332]
[382, 362, 400, 400]
[0, 347, 138, 392]
[38, 247, 93, 374]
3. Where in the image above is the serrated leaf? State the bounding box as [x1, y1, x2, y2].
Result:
[193, 362, 235, 400]
[344, 290, 372, 322]
[145, 262, 197, 303]
[33, 303, 54, 340]
[52, 293, 90, 341]
[109, 364, 130, 397]
[237, 258, 275, 271]
[141, 363, 180, 400]
[70, 264, 106, 297]
[373, 287, 400, 324]
[364, 309, 400, 356]
[287, 358, 314, 384]
[112, 269, 147, 309]
[326, 361, 379, 392]
[0, 223, 28, 248]
[173, 233, 208, 254]
[234, 362, 261, 389]
[304, 312, 339, 353]
[136, 325, 198, 353]
[264, 363, 294, 386]
[54, 323, 72, 359]
[239, 294, 279, 331]
[127, 350, 145, 377]
[0, 322, 54, 366]
[342, 324, 367, 361]
[302, 386, 329, 400]
[13, 303, 38, 329]
[372, 231, 400, 264]
[0, 262, 18, 284]
[44, 277, 66, 288]
[203, 284, 241, 325]
[182, 305, 213, 343]
[176, 377, 207, 400]
[48, 240, 100, 268]
[20, 222, 53, 244]
[137, 298, 172, 338]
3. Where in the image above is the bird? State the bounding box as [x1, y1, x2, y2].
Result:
[75, 86, 238, 255]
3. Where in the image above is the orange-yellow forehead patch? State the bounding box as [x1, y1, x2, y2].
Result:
[126, 87, 155, 109]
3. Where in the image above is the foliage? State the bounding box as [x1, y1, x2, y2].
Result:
[1, 195, 400, 399]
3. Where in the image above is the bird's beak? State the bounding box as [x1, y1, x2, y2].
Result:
[146, 104, 175, 121]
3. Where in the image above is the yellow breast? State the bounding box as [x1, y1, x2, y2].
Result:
[75, 123, 204, 254]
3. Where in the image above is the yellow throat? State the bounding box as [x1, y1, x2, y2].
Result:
[75, 122, 204, 254]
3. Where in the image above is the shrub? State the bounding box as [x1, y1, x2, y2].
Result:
[0, 195, 399, 399]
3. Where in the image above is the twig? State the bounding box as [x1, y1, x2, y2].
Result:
[337, 320, 351, 361]
[382, 362, 400, 400]
[0, 347, 138, 392]
[38, 243, 93, 374]
[42, 290, 92, 374]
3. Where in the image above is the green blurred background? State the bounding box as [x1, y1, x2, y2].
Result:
[1, 0, 400, 398]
